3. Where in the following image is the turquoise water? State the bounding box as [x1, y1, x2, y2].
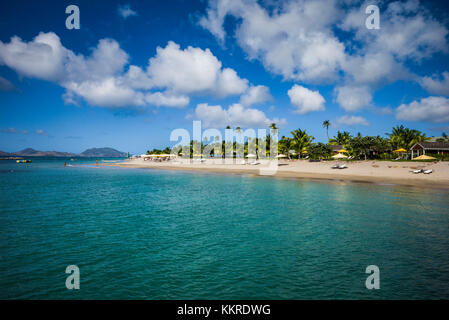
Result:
[0, 159, 448, 299]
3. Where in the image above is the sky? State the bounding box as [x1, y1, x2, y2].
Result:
[1, 0, 449, 154]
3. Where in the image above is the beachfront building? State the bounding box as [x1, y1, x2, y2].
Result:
[329, 145, 344, 154]
[411, 142, 449, 159]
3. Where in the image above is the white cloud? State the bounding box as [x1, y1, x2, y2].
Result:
[0, 32, 69, 81]
[396, 96, 449, 123]
[118, 5, 137, 19]
[239, 85, 272, 106]
[0, 33, 250, 108]
[145, 92, 189, 108]
[147, 41, 248, 97]
[288, 84, 325, 114]
[63, 78, 146, 108]
[419, 72, 449, 96]
[200, 0, 345, 82]
[335, 85, 372, 112]
[336, 115, 369, 126]
[195, 103, 286, 128]
[200, 0, 449, 111]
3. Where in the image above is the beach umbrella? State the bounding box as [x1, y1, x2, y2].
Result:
[245, 154, 256, 158]
[332, 153, 348, 159]
[337, 149, 348, 153]
[394, 148, 407, 153]
[276, 154, 287, 158]
[412, 155, 436, 160]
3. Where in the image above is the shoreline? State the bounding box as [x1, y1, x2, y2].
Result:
[98, 159, 449, 190]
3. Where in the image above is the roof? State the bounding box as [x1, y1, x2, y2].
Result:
[412, 141, 449, 150]
[329, 145, 343, 151]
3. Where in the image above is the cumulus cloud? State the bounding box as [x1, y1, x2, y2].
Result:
[336, 115, 369, 126]
[0, 32, 69, 81]
[147, 41, 248, 97]
[200, 0, 345, 82]
[419, 72, 449, 96]
[145, 92, 189, 108]
[118, 4, 137, 19]
[396, 96, 449, 123]
[0, 76, 16, 91]
[0, 33, 249, 109]
[335, 85, 372, 112]
[200, 0, 449, 111]
[195, 103, 286, 128]
[239, 85, 272, 106]
[288, 84, 325, 114]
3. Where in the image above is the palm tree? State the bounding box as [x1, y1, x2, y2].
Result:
[329, 131, 352, 146]
[322, 120, 330, 141]
[388, 125, 429, 159]
[270, 123, 277, 130]
[290, 129, 314, 157]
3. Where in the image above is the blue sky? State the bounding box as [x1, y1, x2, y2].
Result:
[1, 0, 449, 154]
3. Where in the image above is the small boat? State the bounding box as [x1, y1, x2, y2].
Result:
[16, 159, 32, 163]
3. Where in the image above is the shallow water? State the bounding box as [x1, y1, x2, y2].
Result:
[0, 159, 448, 299]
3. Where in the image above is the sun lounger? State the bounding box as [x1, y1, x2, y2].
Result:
[410, 169, 422, 174]
[423, 169, 433, 174]
[249, 161, 260, 165]
[338, 164, 348, 169]
[331, 164, 340, 169]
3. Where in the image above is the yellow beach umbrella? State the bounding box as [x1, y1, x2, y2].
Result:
[332, 153, 348, 159]
[394, 148, 407, 153]
[337, 149, 348, 153]
[412, 155, 436, 160]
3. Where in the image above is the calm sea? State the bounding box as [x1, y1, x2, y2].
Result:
[0, 159, 448, 299]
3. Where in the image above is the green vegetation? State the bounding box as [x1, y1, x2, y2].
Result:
[147, 124, 448, 161]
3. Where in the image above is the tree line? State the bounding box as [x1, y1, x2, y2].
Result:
[146, 122, 449, 161]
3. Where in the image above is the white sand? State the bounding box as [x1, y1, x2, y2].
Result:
[101, 158, 449, 189]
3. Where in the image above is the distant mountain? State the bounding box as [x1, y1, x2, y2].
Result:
[14, 148, 77, 157]
[5, 147, 126, 158]
[80, 147, 127, 158]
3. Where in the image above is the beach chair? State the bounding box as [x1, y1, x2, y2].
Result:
[410, 169, 422, 174]
[423, 169, 433, 174]
[331, 164, 340, 169]
[249, 161, 260, 165]
[338, 164, 348, 169]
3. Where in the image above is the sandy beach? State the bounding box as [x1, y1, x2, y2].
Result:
[100, 158, 449, 190]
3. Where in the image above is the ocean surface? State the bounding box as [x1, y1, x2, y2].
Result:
[0, 158, 448, 299]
